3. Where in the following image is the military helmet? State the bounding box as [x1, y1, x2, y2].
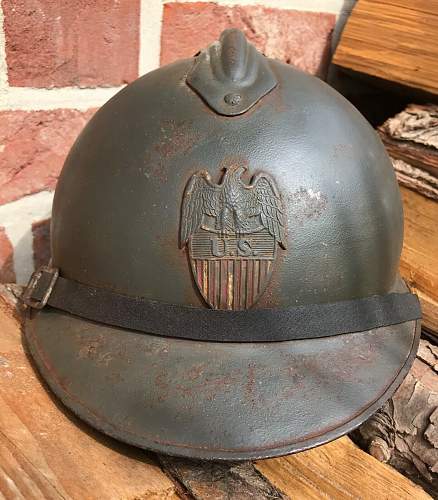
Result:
[23, 29, 421, 460]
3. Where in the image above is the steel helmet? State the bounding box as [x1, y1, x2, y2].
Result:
[23, 29, 421, 460]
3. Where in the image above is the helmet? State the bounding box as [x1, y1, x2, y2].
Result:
[23, 29, 421, 460]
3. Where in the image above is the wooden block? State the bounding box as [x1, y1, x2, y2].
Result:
[333, 0, 438, 95]
[0, 290, 178, 500]
[255, 437, 431, 500]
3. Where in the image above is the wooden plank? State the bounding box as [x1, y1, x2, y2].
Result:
[333, 0, 438, 95]
[0, 289, 178, 500]
[255, 437, 431, 500]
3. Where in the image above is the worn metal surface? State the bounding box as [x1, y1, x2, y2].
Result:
[50, 56, 402, 310]
[25, 30, 419, 459]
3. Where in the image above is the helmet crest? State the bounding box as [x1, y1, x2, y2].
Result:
[186, 28, 277, 116]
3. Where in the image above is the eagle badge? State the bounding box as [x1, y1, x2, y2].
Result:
[180, 163, 286, 310]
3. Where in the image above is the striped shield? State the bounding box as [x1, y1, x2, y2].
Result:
[189, 229, 276, 310]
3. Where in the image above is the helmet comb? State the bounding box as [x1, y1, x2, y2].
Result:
[186, 28, 278, 116]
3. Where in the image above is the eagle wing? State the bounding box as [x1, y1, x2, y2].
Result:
[180, 171, 221, 247]
[243, 173, 287, 249]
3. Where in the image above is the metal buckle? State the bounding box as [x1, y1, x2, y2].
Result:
[22, 265, 59, 309]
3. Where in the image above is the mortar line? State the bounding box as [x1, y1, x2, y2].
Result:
[139, 0, 163, 76]
[162, 0, 345, 15]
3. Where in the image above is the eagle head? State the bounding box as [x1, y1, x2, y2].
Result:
[223, 163, 247, 180]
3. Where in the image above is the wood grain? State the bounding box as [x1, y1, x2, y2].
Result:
[0, 290, 178, 500]
[333, 0, 438, 95]
[256, 437, 431, 500]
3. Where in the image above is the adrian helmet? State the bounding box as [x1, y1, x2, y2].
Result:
[23, 29, 421, 460]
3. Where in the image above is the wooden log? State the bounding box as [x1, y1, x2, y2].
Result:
[158, 456, 285, 499]
[391, 159, 438, 201]
[0, 285, 431, 499]
[352, 339, 438, 497]
[379, 104, 438, 180]
[333, 1, 438, 95]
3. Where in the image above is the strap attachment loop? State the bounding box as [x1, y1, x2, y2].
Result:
[22, 265, 59, 309]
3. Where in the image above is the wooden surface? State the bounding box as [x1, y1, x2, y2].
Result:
[333, 0, 438, 95]
[0, 286, 431, 499]
[256, 438, 431, 500]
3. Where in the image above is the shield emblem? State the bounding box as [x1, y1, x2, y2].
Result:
[180, 163, 286, 310]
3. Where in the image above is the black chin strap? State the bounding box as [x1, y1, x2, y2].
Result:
[22, 266, 421, 343]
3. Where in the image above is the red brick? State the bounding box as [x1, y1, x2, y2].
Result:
[0, 227, 15, 283]
[32, 218, 51, 269]
[3, 0, 140, 88]
[0, 109, 96, 206]
[161, 3, 335, 77]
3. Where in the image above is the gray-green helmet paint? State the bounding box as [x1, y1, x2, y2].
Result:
[25, 29, 420, 460]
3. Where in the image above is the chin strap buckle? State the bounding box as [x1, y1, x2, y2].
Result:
[22, 265, 59, 309]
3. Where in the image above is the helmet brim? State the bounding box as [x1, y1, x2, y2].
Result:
[24, 282, 420, 461]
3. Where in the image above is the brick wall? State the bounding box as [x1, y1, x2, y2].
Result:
[0, 0, 346, 284]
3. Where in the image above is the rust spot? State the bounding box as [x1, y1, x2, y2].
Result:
[143, 340, 171, 356]
[256, 246, 286, 308]
[76, 334, 105, 360]
[164, 366, 244, 404]
[186, 363, 206, 381]
[245, 363, 257, 405]
[143, 120, 203, 183]
[154, 372, 170, 403]
[154, 120, 201, 159]
[75, 333, 127, 366]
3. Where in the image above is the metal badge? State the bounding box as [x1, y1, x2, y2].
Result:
[180, 163, 286, 309]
